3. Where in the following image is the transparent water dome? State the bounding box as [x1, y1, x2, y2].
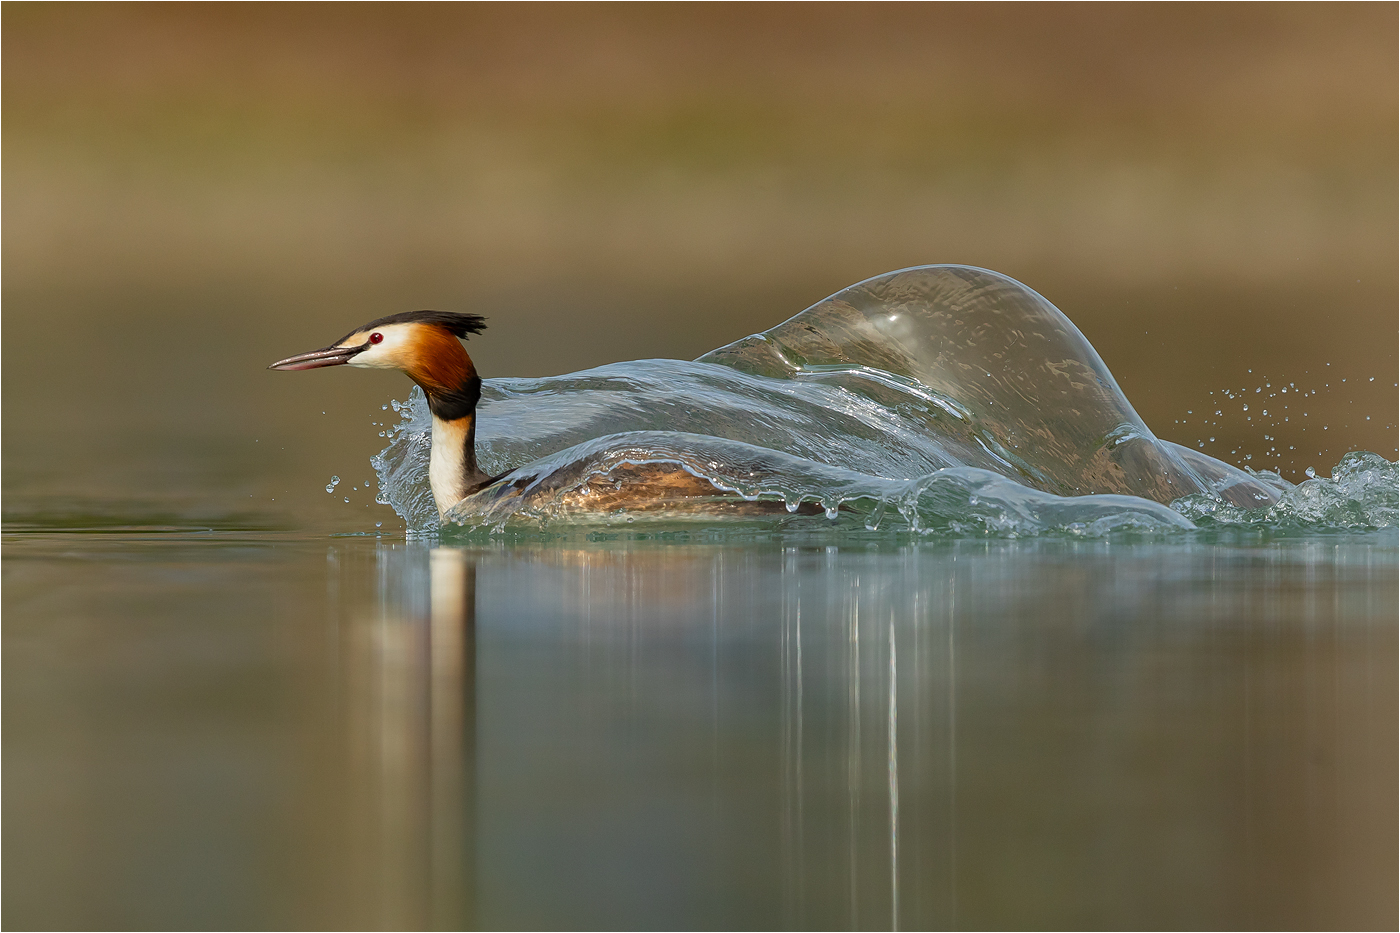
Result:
[371, 265, 1394, 536]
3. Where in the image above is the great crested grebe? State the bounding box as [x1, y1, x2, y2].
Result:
[269, 311, 499, 517]
[269, 310, 736, 520]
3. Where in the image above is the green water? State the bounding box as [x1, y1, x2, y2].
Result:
[4, 526, 1394, 928]
[5, 6, 1397, 928]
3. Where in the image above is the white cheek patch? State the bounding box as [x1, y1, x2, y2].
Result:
[347, 349, 396, 370]
[345, 324, 412, 370]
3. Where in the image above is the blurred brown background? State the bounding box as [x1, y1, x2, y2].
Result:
[4, 3, 1395, 526]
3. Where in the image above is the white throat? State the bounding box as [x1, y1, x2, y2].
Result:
[429, 416, 474, 517]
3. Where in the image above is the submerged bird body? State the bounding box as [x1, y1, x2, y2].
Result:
[270, 311, 738, 519]
[272, 267, 1287, 529]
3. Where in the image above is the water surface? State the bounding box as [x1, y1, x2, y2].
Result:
[3, 526, 1395, 928]
[5, 11, 1397, 928]
[6, 263, 1398, 929]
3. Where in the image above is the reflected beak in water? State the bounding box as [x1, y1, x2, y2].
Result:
[267, 344, 366, 371]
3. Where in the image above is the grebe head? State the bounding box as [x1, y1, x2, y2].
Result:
[268, 310, 486, 382]
[269, 311, 493, 517]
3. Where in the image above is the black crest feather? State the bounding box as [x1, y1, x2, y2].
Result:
[345, 310, 487, 343]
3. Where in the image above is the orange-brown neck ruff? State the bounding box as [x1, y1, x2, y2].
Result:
[404, 326, 482, 422]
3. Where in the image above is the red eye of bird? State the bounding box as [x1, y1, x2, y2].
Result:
[369, 332, 384, 344]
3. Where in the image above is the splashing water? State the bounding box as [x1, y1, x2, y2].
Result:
[1171, 452, 1397, 531]
[369, 265, 1395, 537]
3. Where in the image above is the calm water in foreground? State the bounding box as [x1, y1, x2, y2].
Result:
[3, 527, 1395, 929]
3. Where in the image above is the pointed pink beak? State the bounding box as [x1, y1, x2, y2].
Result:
[268, 344, 365, 371]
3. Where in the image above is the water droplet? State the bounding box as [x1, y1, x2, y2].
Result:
[375, 522, 382, 528]
[1262, 410, 1267, 416]
[343, 497, 350, 503]
[326, 476, 341, 493]
[1209, 437, 1215, 442]
[1242, 404, 1248, 411]
[1255, 387, 1261, 393]
[1305, 466, 1316, 479]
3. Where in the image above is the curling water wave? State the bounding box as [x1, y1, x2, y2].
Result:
[370, 265, 1396, 537]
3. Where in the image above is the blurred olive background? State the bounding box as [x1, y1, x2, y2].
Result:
[4, 3, 1396, 531]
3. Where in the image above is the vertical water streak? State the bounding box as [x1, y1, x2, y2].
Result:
[848, 578, 862, 928]
[948, 573, 958, 927]
[780, 551, 793, 925]
[908, 550, 927, 925]
[796, 578, 805, 924]
[711, 558, 722, 843]
[888, 618, 900, 932]
[429, 548, 475, 930]
[326, 547, 342, 722]
[780, 548, 806, 928]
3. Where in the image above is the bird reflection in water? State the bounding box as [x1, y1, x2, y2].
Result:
[324, 543, 939, 929]
[313, 540, 1390, 929]
[326, 544, 477, 930]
